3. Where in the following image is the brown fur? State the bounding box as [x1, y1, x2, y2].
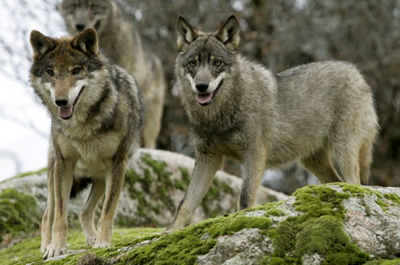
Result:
[29, 28, 144, 258]
[165, 15, 379, 233]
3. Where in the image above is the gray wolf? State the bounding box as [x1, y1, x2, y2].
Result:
[59, 0, 166, 148]
[29, 28, 144, 258]
[165, 15, 379, 233]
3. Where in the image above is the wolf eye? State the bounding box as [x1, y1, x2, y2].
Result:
[189, 61, 196, 67]
[214, 60, 222, 66]
[47, 69, 54, 76]
[72, 67, 82, 75]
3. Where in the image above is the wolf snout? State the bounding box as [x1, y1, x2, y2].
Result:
[196, 83, 209, 93]
[76, 24, 85, 32]
[55, 99, 69, 107]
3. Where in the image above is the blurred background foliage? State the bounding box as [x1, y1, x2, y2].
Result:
[120, 0, 400, 190]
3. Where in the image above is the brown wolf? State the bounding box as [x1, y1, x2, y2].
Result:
[59, 0, 166, 148]
[165, 15, 379, 233]
[29, 28, 144, 258]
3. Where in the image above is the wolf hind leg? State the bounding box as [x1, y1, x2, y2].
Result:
[358, 138, 374, 185]
[300, 147, 343, 184]
[80, 178, 105, 247]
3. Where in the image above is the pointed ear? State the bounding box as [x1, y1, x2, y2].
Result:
[216, 15, 240, 51]
[30, 30, 54, 58]
[72, 27, 99, 55]
[176, 16, 198, 52]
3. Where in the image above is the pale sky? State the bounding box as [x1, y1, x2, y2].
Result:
[0, 0, 66, 181]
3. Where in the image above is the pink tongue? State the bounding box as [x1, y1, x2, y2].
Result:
[196, 93, 212, 104]
[58, 105, 73, 119]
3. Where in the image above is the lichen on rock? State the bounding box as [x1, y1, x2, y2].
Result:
[0, 188, 41, 246]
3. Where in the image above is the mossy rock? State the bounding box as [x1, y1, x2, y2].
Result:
[0, 189, 41, 244]
[3, 183, 400, 265]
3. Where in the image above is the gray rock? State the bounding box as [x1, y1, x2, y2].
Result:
[116, 184, 400, 264]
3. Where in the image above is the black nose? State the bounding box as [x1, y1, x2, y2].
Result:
[55, 99, 68, 107]
[76, 24, 85, 32]
[196, 83, 209, 93]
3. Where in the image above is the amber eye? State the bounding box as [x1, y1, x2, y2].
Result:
[47, 69, 54, 76]
[214, 60, 222, 66]
[72, 67, 82, 75]
[189, 61, 196, 67]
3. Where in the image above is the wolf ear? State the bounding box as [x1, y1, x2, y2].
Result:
[176, 16, 198, 52]
[216, 15, 240, 51]
[30, 30, 54, 58]
[72, 27, 99, 55]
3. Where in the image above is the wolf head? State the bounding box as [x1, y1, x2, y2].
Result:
[176, 15, 240, 106]
[30, 28, 107, 120]
[59, 0, 114, 35]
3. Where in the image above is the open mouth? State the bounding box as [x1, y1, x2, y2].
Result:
[58, 86, 85, 120]
[196, 80, 224, 106]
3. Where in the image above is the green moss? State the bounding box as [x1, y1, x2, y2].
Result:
[364, 259, 400, 265]
[266, 185, 370, 265]
[1, 228, 162, 265]
[247, 201, 283, 212]
[122, 154, 176, 226]
[267, 195, 279, 202]
[337, 183, 383, 198]
[122, 210, 272, 265]
[266, 209, 284, 216]
[375, 199, 389, 212]
[0, 189, 41, 242]
[384, 193, 400, 206]
[262, 257, 287, 265]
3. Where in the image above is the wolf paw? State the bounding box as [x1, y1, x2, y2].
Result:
[43, 246, 68, 259]
[40, 244, 48, 253]
[161, 229, 172, 235]
[93, 242, 111, 248]
[86, 236, 96, 247]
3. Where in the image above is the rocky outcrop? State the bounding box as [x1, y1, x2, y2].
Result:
[100, 184, 400, 265]
[2, 183, 400, 264]
[0, 149, 287, 245]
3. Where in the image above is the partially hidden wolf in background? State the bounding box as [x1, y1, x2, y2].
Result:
[30, 28, 144, 258]
[165, 15, 379, 233]
[59, 0, 166, 149]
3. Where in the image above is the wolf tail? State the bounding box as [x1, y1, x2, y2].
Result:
[70, 177, 92, 198]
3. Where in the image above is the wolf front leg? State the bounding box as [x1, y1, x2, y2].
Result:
[238, 146, 267, 210]
[93, 160, 126, 248]
[164, 152, 223, 234]
[43, 158, 75, 259]
[40, 153, 55, 253]
[80, 178, 106, 247]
